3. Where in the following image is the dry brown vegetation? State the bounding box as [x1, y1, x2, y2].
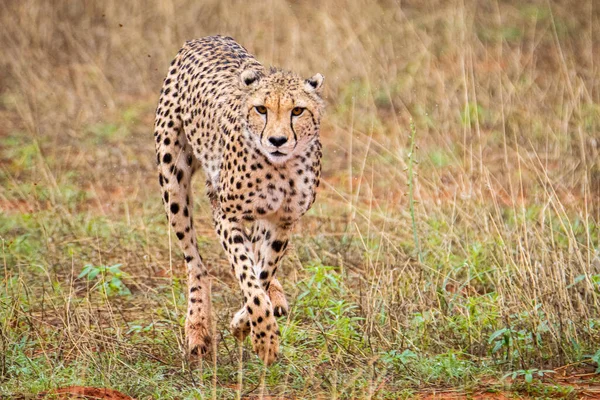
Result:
[1, 0, 600, 398]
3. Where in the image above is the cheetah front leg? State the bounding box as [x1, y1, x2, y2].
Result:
[213, 211, 279, 365]
[155, 100, 212, 358]
[253, 221, 290, 317]
[256, 223, 291, 319]
[230, 221, 290, 340]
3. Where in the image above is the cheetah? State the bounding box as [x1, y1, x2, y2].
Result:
[154, 36, 324, 365]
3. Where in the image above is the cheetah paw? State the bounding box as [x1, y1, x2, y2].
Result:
[230, 307, 251, 340]
[185, 320, 212, 359]
[251, 318, 280, 365]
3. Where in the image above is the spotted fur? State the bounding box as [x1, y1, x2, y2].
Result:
[154, 36, 324, 365]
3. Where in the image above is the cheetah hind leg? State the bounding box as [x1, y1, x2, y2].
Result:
[229, 278, 288, 341]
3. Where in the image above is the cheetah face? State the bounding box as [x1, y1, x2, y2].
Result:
[241, 69, 324, 164]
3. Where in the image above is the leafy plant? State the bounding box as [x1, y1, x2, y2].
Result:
[127, 322, 156, 334]
[503, 368, 554, 384]
[381, 349, 418, 372]
[588, 349, 600, 373]
[78, 263, 131, 296]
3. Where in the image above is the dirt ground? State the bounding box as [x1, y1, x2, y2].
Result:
[27, 365, 600, 400]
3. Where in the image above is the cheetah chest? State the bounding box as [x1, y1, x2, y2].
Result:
[220, 155, 319, 224]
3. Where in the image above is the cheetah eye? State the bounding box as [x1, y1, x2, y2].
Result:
[291, 107, 305, 116]
[255, 106, 267, 115]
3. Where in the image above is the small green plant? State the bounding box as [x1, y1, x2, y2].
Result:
[503, 368, 554, 384]
[488, 305, 551, 365]
[588, 349, 600, 373]
[381, 349, 418, 373]
[127, 322, 156, 334]
[488, 325, 541, 363]
[78, 263, 131, 296]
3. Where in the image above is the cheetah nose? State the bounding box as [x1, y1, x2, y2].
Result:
[268, 136, 288, 147]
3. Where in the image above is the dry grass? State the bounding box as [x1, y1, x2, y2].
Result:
[1, 0, 600, 398]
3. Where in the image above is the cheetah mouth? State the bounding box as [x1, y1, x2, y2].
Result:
[270, 151, 287, 157]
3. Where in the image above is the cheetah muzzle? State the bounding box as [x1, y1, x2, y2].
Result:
[154, 35, 324, 366]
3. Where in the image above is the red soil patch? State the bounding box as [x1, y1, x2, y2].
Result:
[552, 364, 600, 399]
[417, 364, 600, 399]
[37, 386, 135, 399]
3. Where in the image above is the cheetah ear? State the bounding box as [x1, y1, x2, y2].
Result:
[240, 69, 260, 89]
[304, 73, 324, 94]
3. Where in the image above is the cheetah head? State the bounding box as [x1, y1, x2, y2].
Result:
[240, 68, 324, 164]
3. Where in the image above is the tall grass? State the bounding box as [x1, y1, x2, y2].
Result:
[1, 0, 599, 398]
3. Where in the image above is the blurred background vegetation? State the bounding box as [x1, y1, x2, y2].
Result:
[1, 0, 599, 398]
